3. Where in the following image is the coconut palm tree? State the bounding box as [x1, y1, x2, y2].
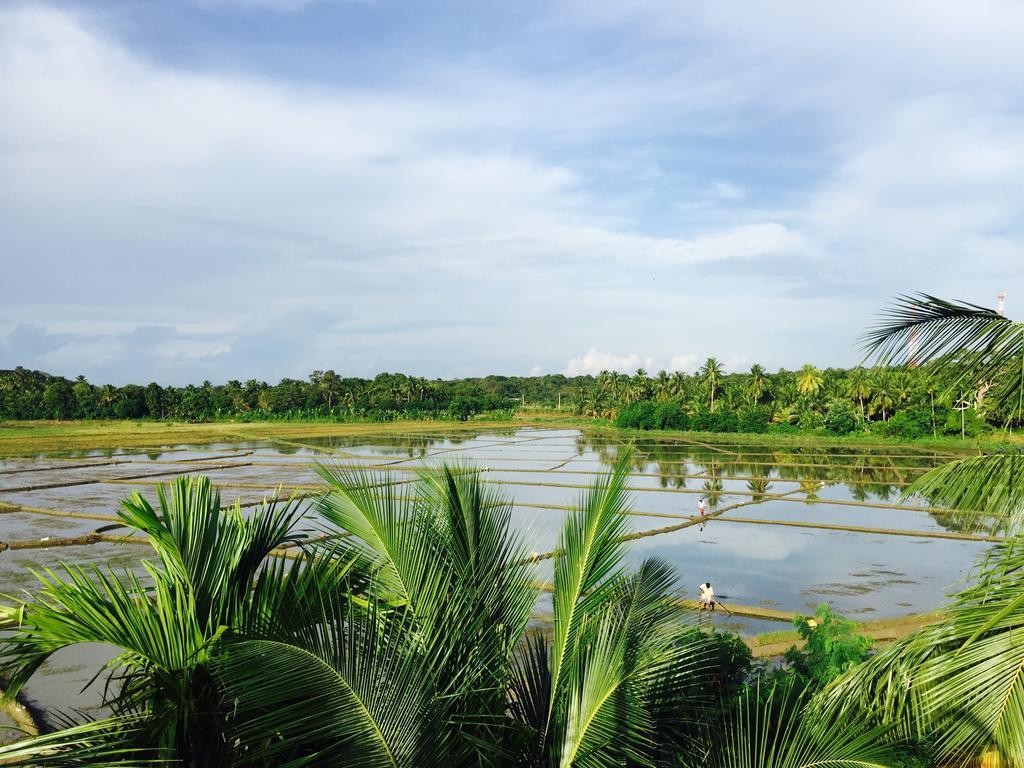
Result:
[846, 367, 872, 421]
[669, 370, 689, 399]
[867, 371, 894, 421]
[796, 364, 823, 398]
[815, 292, 1024, 767]
[699, 358, 724, 411]
[229, 451, 722, 767]
[654, 370, 671, 401]
[0, 477, 327, 766]
[747, 364, 769, 405]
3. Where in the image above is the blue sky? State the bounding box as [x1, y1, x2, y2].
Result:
[2, 1, 1022, 384]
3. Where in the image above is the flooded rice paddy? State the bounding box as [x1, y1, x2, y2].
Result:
[0, 427, 992, 717]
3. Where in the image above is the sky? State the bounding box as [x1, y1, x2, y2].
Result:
[1, 0, 1022, 385]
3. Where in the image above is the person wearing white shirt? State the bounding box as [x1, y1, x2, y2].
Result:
[698, 582, 716, 613]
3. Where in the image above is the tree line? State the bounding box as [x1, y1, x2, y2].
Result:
[582, 360, 1008, 439]
[2, 344, 1019, 440]
[0, 368, 587, 422]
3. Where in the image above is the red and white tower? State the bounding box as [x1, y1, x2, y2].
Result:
[998, 290, 1006, 316]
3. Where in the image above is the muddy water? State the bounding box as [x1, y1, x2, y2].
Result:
[0, 428, 987, 717]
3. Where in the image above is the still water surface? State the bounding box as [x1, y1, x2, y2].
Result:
[0, 428, 987, 717]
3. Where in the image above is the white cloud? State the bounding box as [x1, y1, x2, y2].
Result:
[565, 350, 708, 376]
[668, 354, 698, 373]
[565, 350, 653, 376]
[154, 340, 232, 361]
[4, 2, 1024, 383]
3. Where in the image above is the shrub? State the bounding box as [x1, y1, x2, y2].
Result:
[653, 401, 689, 430]
[876, 409, 930, 439]
[797, 408, 824, 431]
[615, 401, 659, 430]
[823, 400, 857, 435]
[736, 405, 770, 433]
[691, 408, 739, 432]
[942, 408, 991, 438]
[783, 603, 872, 689]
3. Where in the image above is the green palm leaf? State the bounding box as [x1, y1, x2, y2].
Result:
[555, 558, 699, 768]
[902, 453, 1024, 534]
[817, 536, 1024, 766]
[861, 292, 1024, 413]
[0, 716, 154, 767]
[316, 465, 451, 624]
[119, 475, 307, 628]
[549, 448, 634, 716]
[705, 681, 903, 768]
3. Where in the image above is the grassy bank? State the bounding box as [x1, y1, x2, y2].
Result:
[0, 418, 528, 457]
[3, 411, 1017, 457]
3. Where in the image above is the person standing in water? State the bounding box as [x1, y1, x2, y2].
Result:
[698, 497, 706, 517]
[698, 582, 716, 613]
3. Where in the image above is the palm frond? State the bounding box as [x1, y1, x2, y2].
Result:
[216, 592, 454, 768]
[119, 475, 307, 628]
[705, 680, 904, 768]
[549, 447, 634, 714]
[816, 535, 1024, 767]
[416, 464, 539, 653]
[0, 716, 155, 767]
[555, 558, 697, 768]
[0, 563, 205, 698]
[316, 464, 450, 623]
[862, 292, 1024, 412]
[903, 453, 1024, 534]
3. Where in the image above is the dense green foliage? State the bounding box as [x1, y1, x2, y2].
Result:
[605, 360, 1016, 438]
[0, 368, 583, 422]
[782, 604, 874, 689]
[3, 347, 1018, 438]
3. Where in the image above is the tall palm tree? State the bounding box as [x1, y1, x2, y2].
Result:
[669, 370, 689, 399]
[816, 293, 1024, 767]
[796, 364, 823, 398]
[846, 367, 872, 421]
[746, 364, 769, 405]
[867, 371, 894, 420]
[699, 358, 724, 411]
[654, 370, 671, 401]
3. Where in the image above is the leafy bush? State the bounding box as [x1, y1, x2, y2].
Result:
[736, 405, 770, 433]
[615, 401, 659, 430]
[691, 408, 739, 433]
[783, 603, 872, 689]
[823, 400, 857, 435]
[875, 408, 931, 439]
[797, 408, 824, 431]
[941, 407, 991, 438]
[654, 401, 689, 430]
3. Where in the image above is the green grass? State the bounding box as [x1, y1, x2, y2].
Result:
[3, 412, 1016, 458]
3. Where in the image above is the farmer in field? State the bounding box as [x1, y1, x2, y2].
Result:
[698, 582, 715, 613]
